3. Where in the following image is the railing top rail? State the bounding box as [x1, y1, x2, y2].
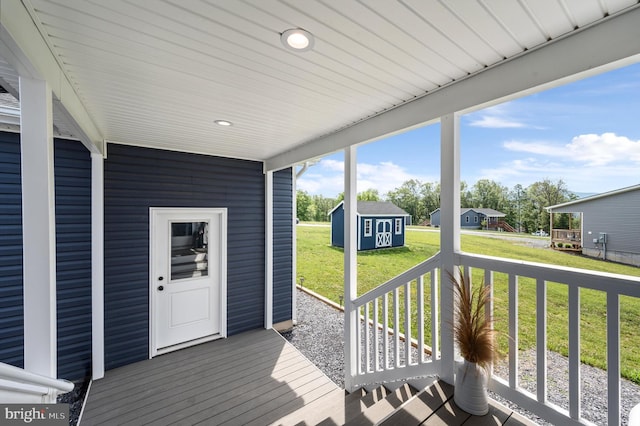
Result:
[0, 362, 74, 394]
[353, 251, 441, 306]
[457, 251, 640, 297]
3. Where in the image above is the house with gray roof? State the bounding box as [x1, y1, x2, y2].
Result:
[547, 184, 640, 266]
[429, 208, 512, 231]
[329, 201, 410, 250]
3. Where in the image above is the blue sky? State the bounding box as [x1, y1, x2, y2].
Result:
[298, 62, 640, 199]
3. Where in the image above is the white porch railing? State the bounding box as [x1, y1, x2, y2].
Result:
[0, 362, 74, 403]
[458, 252, 640, 426]
[350, 252, 441, 388]
[347, 250, 640, 425]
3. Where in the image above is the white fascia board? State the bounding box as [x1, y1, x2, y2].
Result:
[265, 6, 640, 172]
[0, 0, 104, 155]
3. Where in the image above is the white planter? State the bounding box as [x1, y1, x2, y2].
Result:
[454, 359, 489, 415]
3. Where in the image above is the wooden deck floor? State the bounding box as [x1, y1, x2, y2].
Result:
[80, 329, 536, 425]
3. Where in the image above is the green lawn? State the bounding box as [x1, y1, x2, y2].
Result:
[296, 225, 640, 384]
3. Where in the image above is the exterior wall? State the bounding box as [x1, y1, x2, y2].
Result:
[331, 207, 345, 248]
[0, 131, 23, 369]
[359, 216, 405, 250]
[0, 132, 92, 380]
[553, 190, 640, 266]
[460, 210, 482, 229]
[430, 210, 441, 227]
[273, 168, 293, 324]
[54, 139, 92, 380]
[104, 144, 266, 370]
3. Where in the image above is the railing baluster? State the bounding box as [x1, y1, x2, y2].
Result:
[374, 298, 380, 371]
[417, 275, 425, 364]
[607, 292, 620, 426]
[568, 285, 580, 419]
[383, 293, 389, 369]
[484, 269, 493, 378]
[509, 274, 518, 389]
[404, 282, 411, 366]
[356, 306, 362, 374]
[536, 278, 548, 403]
[364, 302, 371, 373]
[394, 287, 400, 368]
[431, 270, 439, 358]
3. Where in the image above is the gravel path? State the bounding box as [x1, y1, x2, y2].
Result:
[281, 288, 640, 426]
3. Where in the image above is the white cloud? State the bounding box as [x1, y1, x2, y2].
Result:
[467, 104, 529, 128]
[504, 133, 640, 167]
[297, 158, 437, 198]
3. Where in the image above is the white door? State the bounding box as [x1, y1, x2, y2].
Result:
[150, 208, 227, 355]
[376, 219, 393, 248]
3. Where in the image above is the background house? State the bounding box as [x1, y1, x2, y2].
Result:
[430, 208, 511, 231]
[330, 201, 410, 250]
[547, 184, 640, 267]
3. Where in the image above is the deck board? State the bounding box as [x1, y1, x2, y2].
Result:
[81, 329, 538, 426]
[80, 329, 340, 426]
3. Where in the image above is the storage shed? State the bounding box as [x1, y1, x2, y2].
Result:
[329, 201, 410, 250]
[547, 184, 640, 267]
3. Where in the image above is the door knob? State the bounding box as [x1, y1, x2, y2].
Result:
[158, 286, 164, 291]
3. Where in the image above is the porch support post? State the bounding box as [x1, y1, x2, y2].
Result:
[291, 167, 297, 324]
[439, 112, 461, 385]
[344, 146, 358, 392]
[265, 170, 274, 329]
[91, 152, 105, 380]
[19, 76, 57, 377]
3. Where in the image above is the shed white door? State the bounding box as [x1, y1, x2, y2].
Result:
[376, 219, 393, 248]
[151, 208, 227, 355]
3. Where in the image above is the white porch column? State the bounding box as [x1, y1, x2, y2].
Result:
[291, 167, 297, 324]
[19, 76, 57, 377]
[439, 112, 461, 385]
[265, 170, 274, 329]
[91, 153, 105, 380]
[344, 146, 358, 392]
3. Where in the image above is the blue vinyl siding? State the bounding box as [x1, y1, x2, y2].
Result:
[0, 131, 23, 368]
[54, 139, 92, 380]
[330, 208, 345, 248]
[0, 133, 92, 379]
[103, 144, 266, 370]
[273, 168, 293, 324]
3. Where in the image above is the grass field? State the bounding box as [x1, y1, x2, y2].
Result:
[296, 224, 640, 384]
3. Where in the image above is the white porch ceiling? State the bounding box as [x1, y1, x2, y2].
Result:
[1, 0, 639, 168]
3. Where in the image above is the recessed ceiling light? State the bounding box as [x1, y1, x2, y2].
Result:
[281, 28, 315, 52]
[214, 120, 233, 126]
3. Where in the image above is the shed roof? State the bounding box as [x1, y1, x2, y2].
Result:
[546, 184, 640, 212]
[329, 201, 409, 217]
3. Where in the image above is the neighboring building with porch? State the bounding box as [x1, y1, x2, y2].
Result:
[1, 2, 640, 424]
[430, 208, 512, 231]
[329, 201, 410, 250]
[547, 184, 640, 267]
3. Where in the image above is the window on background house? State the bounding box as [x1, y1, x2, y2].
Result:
[475, 216, 479, 223]
[395, 218, 402, 234]
[364, 219, 372, 236]
[465, 216, 469, 223]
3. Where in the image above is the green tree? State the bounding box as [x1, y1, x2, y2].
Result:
[296, 190, 314, 221]
[421, 181, 441, 219]
[522, 179, 575, 233]
[358, 188, 381, 201]
[386, 179, 426, 224]
[311, 195, 337, 222]
[470, 179, 508, 211]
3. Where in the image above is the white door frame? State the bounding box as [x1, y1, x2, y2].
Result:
[149, 207, 227, 358]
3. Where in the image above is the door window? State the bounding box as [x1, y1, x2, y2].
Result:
[170, 221, 209, 280]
